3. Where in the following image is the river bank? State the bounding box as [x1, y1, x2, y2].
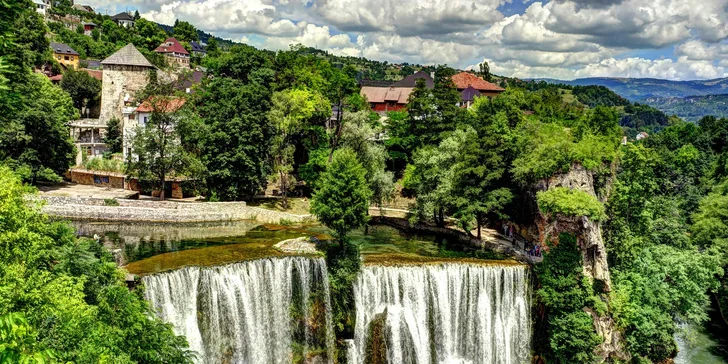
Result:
[36, 195, 313, 224]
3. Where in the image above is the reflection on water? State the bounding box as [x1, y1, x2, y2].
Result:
[675, 323, 727, 364]
[72, 220, 331, 274]
[71, 220, 513, 276]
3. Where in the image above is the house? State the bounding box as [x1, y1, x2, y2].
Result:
[451, 71, 505, 107]
[33, 0, 49, 16]
[190, 41, 206, 57]
[72, 4, 94, 13]
[636, 132, 649, 141]
[68, 118, 109, 165]
[50, 42, 80, 69]
[360, 71, 433, 112]
[173, 70, 205, 93]
[124, 97, 186, 160]
[154, 38, 190, 68]
[112, 12, 135, 28]
[83, 22, 97, 36]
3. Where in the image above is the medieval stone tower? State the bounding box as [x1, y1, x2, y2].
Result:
[99, 44, 155, 125]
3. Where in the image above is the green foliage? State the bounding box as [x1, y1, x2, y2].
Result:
[60, 68, 101, 115]
[103, 198, 120, 207]
[323, 241, 361, 360]
[104, 117, 122, 154]
[0, 166, 194, 363]
[538, 187, 606, 221]
[190, 75, 273, 200]
[513, 120, 618, 183]
[0, 312, 56, 363]
[1, 73, 77, 182]
[172, 20, 198, 42]
[535, 234, 602, 363]
[311, 148, 371, 239]
[126, 96, 203, 200]
[82, 157, 125, 173]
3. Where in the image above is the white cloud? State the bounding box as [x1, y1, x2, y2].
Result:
[90, 0, 728, 79]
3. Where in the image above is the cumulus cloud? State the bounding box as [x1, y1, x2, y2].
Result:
[477, 56, 727, 81]
[92, 0, 728, 80]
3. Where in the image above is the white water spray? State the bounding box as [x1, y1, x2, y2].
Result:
[351, 263, 531, 364]
[143, 257, 334, 364]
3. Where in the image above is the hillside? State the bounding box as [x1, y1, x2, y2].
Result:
[543, 77, 728, 101]
[646, 94, 728, 122]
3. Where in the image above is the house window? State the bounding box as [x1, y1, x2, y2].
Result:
[57, 55, 61, 60]
[143, 116, 148, 124]
[71, 56, 74, 61]
[64, 56, 69, 61]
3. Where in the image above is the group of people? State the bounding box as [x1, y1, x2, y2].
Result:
[527, 244, 542, 257]
[502, 222, 515, 239]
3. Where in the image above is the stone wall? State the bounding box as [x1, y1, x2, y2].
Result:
[37, 196, 313, 224]
[69, 169, 125, 189]
[100, 65, 151, 123]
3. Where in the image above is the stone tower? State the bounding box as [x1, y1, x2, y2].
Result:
[99, 44, 155, 125]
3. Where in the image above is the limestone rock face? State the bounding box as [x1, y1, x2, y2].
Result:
[536, 163, 630, 362]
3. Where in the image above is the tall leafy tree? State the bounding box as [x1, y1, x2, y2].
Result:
[311, 148, 371, 240]
[172, 20, 199, 42]
[126, 97, 202, 200]
[192, 74, 274, 200]
[60, 68, 101, 117]
[268, 88, 330, 208]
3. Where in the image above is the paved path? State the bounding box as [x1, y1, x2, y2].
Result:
[38, 182, 138, 199]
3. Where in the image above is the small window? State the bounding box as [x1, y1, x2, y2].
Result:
[71, 56, 74, 61]
[64, 56, 69, 61]
[57, 55, 61, 60]
[143, 116, 148, 123]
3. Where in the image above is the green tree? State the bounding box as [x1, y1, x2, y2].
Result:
[311, 148, 371, 240]
[479, 61, 491, 82]
[191, 75, 274, 200]
[173, 20, 199, 42]
[268, 88, 330, 208]
[0, 73, 77, 182]
[60, 68, 101, 117]
[104, 117, 122, 154]
[126, 96, 202, 200]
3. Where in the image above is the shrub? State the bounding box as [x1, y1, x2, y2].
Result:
[537, 187, 606, 221]
[103, 198, 119, 206]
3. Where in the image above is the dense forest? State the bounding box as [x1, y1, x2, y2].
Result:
[2, 0, 728, 363]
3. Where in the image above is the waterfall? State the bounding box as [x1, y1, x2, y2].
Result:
[351, 263, 531, 364]
[143, 257, 334, 364]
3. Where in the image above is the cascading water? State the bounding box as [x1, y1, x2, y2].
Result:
[143, 257, 334, 364]
[351, 263, 531, 364]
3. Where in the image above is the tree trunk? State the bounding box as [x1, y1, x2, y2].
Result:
[439, 208, 444, 226]
[159, 174, 166, 201]
[280, 170, 288, 209]
[328, 99, 344, 163]
[477, 218, 482, 240]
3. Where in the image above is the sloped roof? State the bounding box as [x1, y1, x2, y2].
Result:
[50, 42, 79, 56]
[451, 72, 505, 92]
[136, 97, 187, 113]
[101, 44, 155, 68]
[392, 71, 434, 88]
[190, 41, 206, 53]
[461, 86, 481, 102]
[112, 12, 134, 21]
[174, 71, 205, 91]
[361, 86, 413, 104]
[80, 68, 102, 81]
[154, 38, 189, 55]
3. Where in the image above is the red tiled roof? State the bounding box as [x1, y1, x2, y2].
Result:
[80, 68, 102, 81]
[136, 97, 187, 113]
[154, 38, 189, 55]
[49, 74, 63, 81]
[451, 72, 505, 92]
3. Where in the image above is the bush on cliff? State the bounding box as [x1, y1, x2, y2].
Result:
[537, 187, 607, 221]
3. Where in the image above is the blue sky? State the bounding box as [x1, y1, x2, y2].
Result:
[85, 0, 728, 80]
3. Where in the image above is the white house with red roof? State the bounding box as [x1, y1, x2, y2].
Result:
[154, 37, 190, 68]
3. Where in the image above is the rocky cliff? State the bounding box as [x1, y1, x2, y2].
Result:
[535, 163, 630, 362]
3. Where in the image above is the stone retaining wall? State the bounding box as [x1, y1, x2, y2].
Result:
[37, 196, 312, 224]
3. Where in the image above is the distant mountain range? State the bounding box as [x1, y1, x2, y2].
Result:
[644, 94, 728, 122]
[539, 77, 728, 102]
